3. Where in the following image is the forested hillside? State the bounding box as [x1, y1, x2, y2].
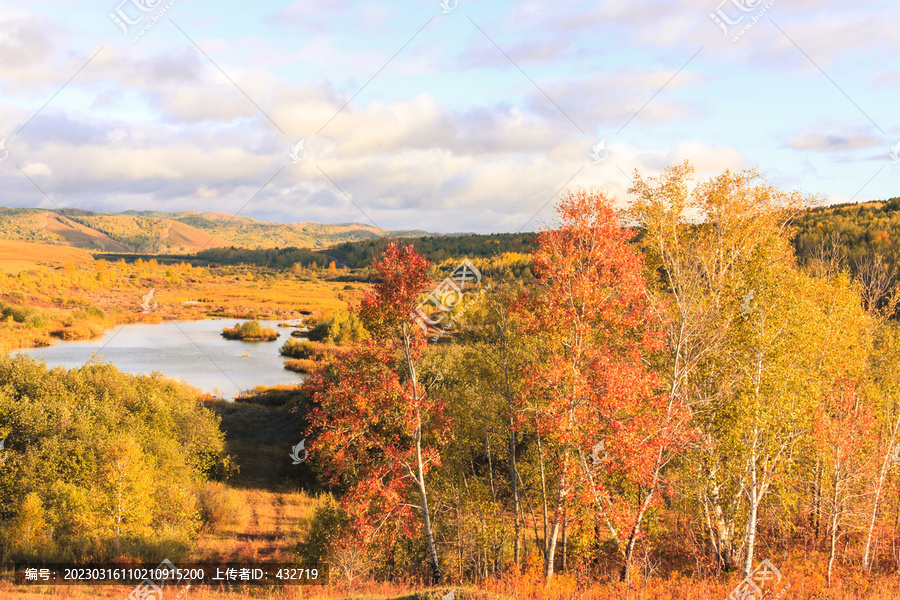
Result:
[793, 198, 900, 266]
[326, 233, 534, 267]
[183, 233, 535, 268]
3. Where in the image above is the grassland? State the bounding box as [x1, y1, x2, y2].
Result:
[0, 240, 93, 274]
[0, 247, 367, 352]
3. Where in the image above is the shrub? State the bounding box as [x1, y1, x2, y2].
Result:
[0, 355, 227, 562]
[296, 494, 351, 563]
[306, 310, 368, 344]
[83, 305, 105, 319]
[284, 359, 318, 373]
[221, 320, 279, 341]
[0, 300, 38, 323]
[280, 340, 352, 364]
[280, 338, 319, 359]
[306, 321, 330, 342]
[194, 482, 249, 531]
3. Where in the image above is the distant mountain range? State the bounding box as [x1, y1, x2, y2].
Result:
[0, 208, 435, 254]
[8, 198, 898, 261]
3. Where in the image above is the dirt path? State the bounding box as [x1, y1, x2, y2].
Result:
[192, 489, 313, 564]
[192, 394, 317, 563]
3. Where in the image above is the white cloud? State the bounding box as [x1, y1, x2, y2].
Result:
[19, 161, 52, 177]
[786, 131, 882, 152]
[0, 0, 894, 233]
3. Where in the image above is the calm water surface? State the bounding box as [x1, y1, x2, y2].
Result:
[18, 319, 304, 400]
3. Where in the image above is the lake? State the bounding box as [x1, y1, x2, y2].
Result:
[18, 319, 305, 400]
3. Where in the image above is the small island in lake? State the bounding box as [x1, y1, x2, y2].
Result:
[221, 320, 279, 341]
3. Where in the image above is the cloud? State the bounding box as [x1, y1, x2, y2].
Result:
[19, 162, 52, 177]
[786, 131, 882, 152]
[0, 17, 65, 88]
[531, 68, 704, 132]
[458, 36, 574, 70]
[16, 111, 112, 146]
[667, 141, 745, 174]
[0, 0, 893, 233]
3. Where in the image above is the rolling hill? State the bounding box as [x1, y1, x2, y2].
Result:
[6, 197, 900, 267]
[0, 208, 433, 254]
[0, 239, 94, 273]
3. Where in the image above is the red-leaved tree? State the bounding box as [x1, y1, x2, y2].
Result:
[517, 189, 686, 582]
[305, 243, 450, 583]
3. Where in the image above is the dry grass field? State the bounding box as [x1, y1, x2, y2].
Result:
[0, 240, 94, 274]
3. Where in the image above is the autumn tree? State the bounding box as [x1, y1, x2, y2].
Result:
[460, 274, 530, 566]
[725, 244, 872, 576]
[415, 342, 514, 580]
[306, 243, 450, 583]
[859, 324, 900, 570]
[515, 188, 676, 582]
[628, 163, 879, 577]
[814, 381, 875, 584]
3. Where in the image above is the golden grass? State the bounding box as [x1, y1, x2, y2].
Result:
[7, 570, 900, 600]
[0, 240, 93, 274]
[283, 359, 317, 373]
[191, 489, 315, 564]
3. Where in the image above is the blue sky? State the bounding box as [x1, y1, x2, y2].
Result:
[1, 0, 897, 233]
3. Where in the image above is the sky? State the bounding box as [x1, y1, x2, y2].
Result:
[0, 0, 898, 234]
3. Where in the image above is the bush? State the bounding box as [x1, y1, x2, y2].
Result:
[306, 321, 330, 342]
[281, 339, 352, 363]
[306, 311, 368, 344]
[222, 320, 279, 341]
[284, 358, 318, 373]
[0, 300, 39, 324]
[83, 305, 105, 319]
[296, 494, 351, 563]
[25, 313, 46, 329]
[0, 354, 227, 563]
[280, 338, 319, 359]
[194, 482, 249, 531]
